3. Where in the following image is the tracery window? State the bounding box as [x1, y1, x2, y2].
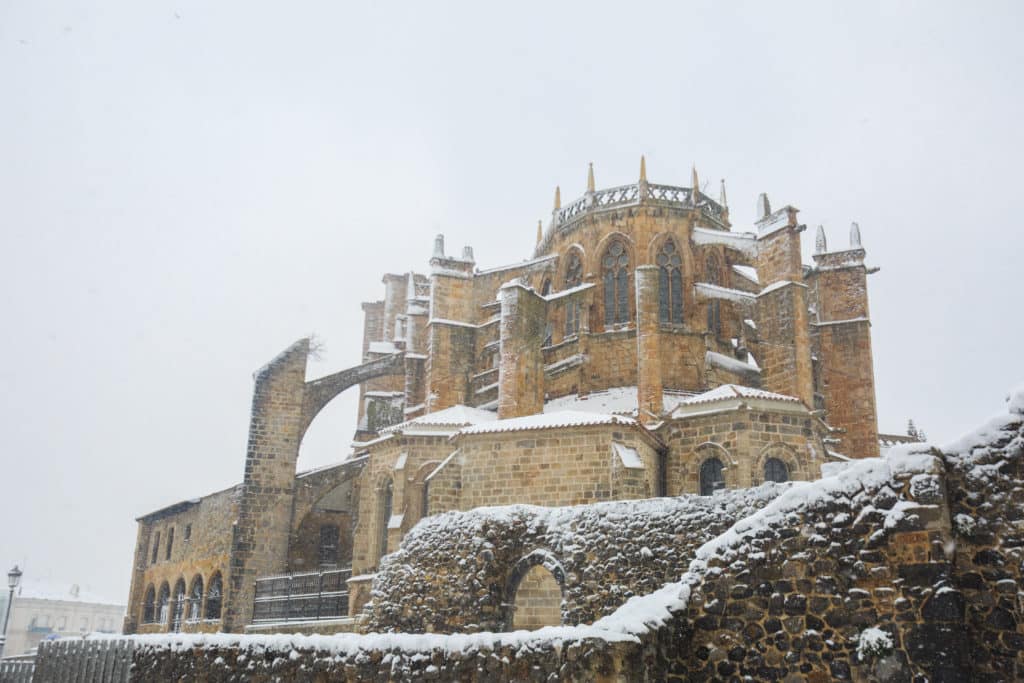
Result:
[157, 582, 170, 625]
[379, 480, 394, 560]
[142, 585, 155, 624]
[699, 457, 725, 496]
[319, 524, 340, 567]
[564, 250, 583, 336]
[764, 458, 789, 483]
[188, 575, 203, 621]
[657, 239, 684, 324]
[602, 240, 630, 327]
[171, 578, 186, 632]
[705, 252, 722, 336]
[205, 573, 223, 620]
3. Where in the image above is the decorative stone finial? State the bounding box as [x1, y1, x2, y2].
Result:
[536, 220, 543, 245]
[553, 185, 561, 211]
[462, 246, 474, 262]
[587, 162, 595, 193]
[850, 221, 862, 248]
[719, 179, 728, 208]
[757, 193, 771, 219]
[433, 234, 445, 259]
[639, 155, 647, 183]
[815, 225, 827, 253]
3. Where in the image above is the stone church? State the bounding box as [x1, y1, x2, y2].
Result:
[123, 160, 882, 636]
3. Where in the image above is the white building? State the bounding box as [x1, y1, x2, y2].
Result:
[2, 580, 125, 656]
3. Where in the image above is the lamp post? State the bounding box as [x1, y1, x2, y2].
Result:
[1, 565, 22, 659]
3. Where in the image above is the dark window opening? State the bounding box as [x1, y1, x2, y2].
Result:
[205, 573, 222, 620]
[764, 457, 789, 483]
[319, 524, 340, 567]
[699, 457, 725, 496]
[142, 585, 156, 624]
[151, 532, 160, 565]
[379, 480, 394, 561]
[165, 527, 174, 561]
[564, 250, 583, 337]
[184, 524, 192, 542]
[188, 576, 203, 621]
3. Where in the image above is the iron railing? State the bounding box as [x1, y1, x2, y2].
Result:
[553, 183, 725, 230]
[251, 568, 351, 623]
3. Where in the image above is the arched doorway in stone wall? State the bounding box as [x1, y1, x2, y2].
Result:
[505, 550, 565, 631]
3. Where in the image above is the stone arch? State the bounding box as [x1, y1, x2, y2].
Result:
[171, 577, 187, 631]
[753, 443, 806, 485]
[205, 571, 223, 620]
[156, 581, 171, 626]
[142, 584, 156, 624]
[411, 460, 442, 522]
[289, 460, 364, 573]
[187, 574, 204, 622]
[694, 442, 735, 496]
[505, 549, 566, 630]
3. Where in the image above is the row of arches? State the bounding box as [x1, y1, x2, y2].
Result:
[540, 236, 731, 338]
[141, 571, 222, 630]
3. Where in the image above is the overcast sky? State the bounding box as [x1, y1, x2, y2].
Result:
[1, 0, 1022, 606]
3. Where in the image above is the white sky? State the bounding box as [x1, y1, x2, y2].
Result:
[1, 0, 1022, 605]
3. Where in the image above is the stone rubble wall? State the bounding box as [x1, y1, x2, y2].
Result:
[366, 486, 784, 634]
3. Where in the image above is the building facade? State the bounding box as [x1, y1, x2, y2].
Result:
[2, 582, 124, 656]
[124, 160, 880, 634]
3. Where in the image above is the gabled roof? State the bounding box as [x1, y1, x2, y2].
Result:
[380, 404, 497, 434]
[671, 384, 804, 415]
[458, 410, 636, 436]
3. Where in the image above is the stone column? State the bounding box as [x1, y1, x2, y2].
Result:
[498, 282, 547, 419]
[635, 266, 663, 423]
[222, 339, 308, 632]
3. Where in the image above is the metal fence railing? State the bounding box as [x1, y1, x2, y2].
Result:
[251, 568, 351, 623]
[28, 639, 132, 683]
[0, 654, 35, 683]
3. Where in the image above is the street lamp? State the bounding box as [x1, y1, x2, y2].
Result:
[1, 565, 22, 659]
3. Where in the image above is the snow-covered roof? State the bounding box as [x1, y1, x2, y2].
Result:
[380, 405, 497, 435]
[731, 264, 759, 285]
[544, 386, 698, 417]
[672, 384, 803, 415]
[458, 410, 635, 436]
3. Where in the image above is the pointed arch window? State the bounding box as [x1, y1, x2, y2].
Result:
[602, 240, 630, 327]
[564, 250, 583, 336]
[657, 239, 684, 324]
[699, 457, 725, 496]
[705, 253, 722, 336]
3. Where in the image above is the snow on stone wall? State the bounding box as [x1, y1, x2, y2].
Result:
[366, 485, 785, 633]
